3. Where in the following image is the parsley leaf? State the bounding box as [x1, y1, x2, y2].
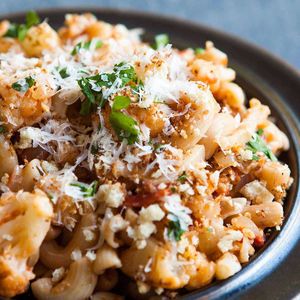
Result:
[4, 11, 40, 41]
[112, 96, 131, 111]
[170, 186, 177, 193]
[25, 11, 40, 28]
[195, 47, 205, 55]
[58, 67, 70, 79]
[257, 128, 264, 136]
[12, 76, 35, 92]
[70, 180, 98, 198]
[71, 39, 103, 55]
[77, 77, 106, 115]
[109, 111, 139, 145]
[168, 220, 185, 241]
[153, 34, 169, 50]
[246, 130, 277, 161]
[153, 143, 165, 152]
[90, 144, 99, 155]
[178, 171, 187, 183]
[0, 125, 6, 134]
[77, 62, 140, 115]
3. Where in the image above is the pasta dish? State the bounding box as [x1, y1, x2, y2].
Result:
[0, 12, 293, 300]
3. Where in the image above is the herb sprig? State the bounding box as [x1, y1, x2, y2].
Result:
[167, 219, 185, 241]
[58, 67, 70, 79]
[70, 180, 98, 198]
[71, 39, 103, 55]
[178, 171, 187, 183]
[12, 76, 35, 93]
[0, 125, 6, 134]
[109, 95, 139, 145]
[195, 47, 205, 55]
[246, 129, 277, 161]
[4, 11, 40, 41]
[152, 33, 169, 50]
[77, 62, 141, 115]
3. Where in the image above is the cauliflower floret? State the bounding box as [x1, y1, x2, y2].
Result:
[121, 238, 215, 290]
[0, 189, 53, 298]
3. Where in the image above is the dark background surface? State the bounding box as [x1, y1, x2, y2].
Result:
[0, 1, 299, 300]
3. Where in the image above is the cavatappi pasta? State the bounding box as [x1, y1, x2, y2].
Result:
[0, 12, 293, 299]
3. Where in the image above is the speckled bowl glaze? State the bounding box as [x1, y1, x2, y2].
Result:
[4, 8, 300, 300]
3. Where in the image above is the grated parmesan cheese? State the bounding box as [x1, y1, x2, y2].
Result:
[70, 249, 82, 261]
[52, 267, 65, 282]
[164, 194, 193, 231]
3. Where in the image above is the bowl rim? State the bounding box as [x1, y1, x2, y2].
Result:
[2, 7, 300, 300]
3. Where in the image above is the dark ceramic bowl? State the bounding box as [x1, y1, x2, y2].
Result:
[4, 8, 300, 300]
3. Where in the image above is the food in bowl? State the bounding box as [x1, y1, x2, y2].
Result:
[0, 12, 293, 299]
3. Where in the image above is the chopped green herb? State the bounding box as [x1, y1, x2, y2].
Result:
[153, 143, 165, 152]
[25, 11, 40, 28]
[12, 76, 35, 92]
[77, 62, 141, 115]
[77, 77, 104, 115]
[4, 11, 40, 41]
[71, 39, 103, 55]
[4, 24, 18, 39]
[79, 70, 90, 75]
[131, 79, 144, 96]
[112, 96, 131, 111]
[168, 220, 185, 241]
[58, 67, 70, 79]
[178, 171, 187, 183]
[0, 125, 6, 134]
[16, 24, 28, 41]
[170, 186, 177, 193]
[195, 47, 205, 55]
[90, 144, 99, 154]
[70, 180, 98, 198]
[109, 111, 140, 145]
[153, 34, 169, 50]
[246, 130, 277, 161]
[257, 128, 264, 136]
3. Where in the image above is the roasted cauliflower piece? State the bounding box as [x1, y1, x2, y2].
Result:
[0, 189, 53, 298]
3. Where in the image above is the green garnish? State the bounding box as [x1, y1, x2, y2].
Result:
[25, 11, 41, 28]
[0, 125, 6, 134]
[257, 128, 264, 136]
[246, 129, 277, 161]
[195, 47, 205, 55]
[153, 34, 169, 50]
[154, 143, 165, 152]
[71, 39, 103, 55]
[58, 67, 70, 79]
[12, 76, 35, 92]
[168, 220, 185, 241]
[70, 180, 98, 198]
[170, 186, 177, 193]
[77, 62, 140, 115]
[110, 95, 138, 144]
[112, 96, 131, 111]
[109, 111, 139, 145]
[178, 172, 187, 183]
[4, 11, 40, 41]
[90, 144, 99, 155]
